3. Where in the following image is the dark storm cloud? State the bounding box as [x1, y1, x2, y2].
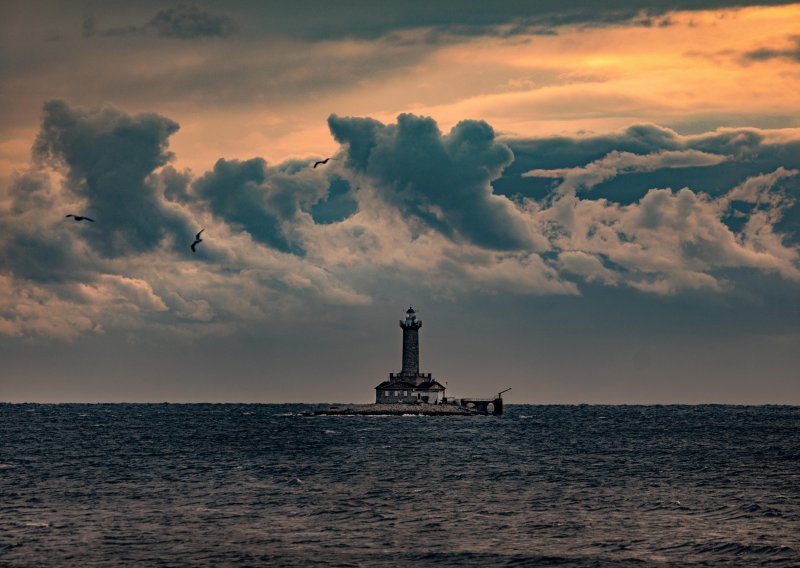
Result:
[328, 113, 533, 250]
[743, 35, 800, 63]
[3, 101, 799, 345]
[229, 0, 798, 40]
[83, 4, 236, 40]
[0, 171, 94, 284]
[33, 100, 195, 257]
[1, 226, 89, 284]
[158, 166, 193, 203]
[8, 170, 53, 215]
[504, 124, 683, 174]
[193, 158, 283, 251]
[310, 177, 358, 225]
[192, 157, 329, 255]
[0, 99, 372, 340]
[147, 4, 237, 39]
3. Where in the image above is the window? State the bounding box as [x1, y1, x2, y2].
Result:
[394, 391, 398, 396]
[403, 391, 408, 396]
[384, 391, 389, 397]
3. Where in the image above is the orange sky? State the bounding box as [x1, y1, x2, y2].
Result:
[2, 4, 799, 182]
[166, 5, 800, 174]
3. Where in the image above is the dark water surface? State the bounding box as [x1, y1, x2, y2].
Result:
[1, 404, 798, 566]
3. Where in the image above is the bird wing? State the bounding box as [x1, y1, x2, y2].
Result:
[191, 242, 197, 252]
[85, 217, 95, 222]
[66, 214, 74, 218]
[195, 228, 204, 239]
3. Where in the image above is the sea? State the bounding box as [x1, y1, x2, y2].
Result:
[0, 404, 798, 567]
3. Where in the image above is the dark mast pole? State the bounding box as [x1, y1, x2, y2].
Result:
[399, 306, 422, 376]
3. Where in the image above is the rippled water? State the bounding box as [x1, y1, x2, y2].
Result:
[1, 404, 798, 566]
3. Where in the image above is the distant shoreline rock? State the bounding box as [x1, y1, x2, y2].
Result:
[309, 403, 479, 416]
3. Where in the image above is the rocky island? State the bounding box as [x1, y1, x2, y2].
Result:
[311, 403, 480, 416]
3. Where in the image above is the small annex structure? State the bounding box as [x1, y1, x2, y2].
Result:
[375, 307, 446, 404]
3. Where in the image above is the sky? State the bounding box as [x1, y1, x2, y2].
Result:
[1, 1, 799, 403]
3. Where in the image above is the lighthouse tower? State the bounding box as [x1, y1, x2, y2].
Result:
[399, 306, 422, 376]
[374, 306, 446, 404]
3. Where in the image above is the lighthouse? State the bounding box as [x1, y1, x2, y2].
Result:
[375, 306, 446, 404]
[399, 306, 422, 376]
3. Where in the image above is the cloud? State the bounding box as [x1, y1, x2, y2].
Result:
[0, 273, 168, 341]
[725, 166, 798, 205]
[502, 123, 800, 292]
[79, 274, 168, 313]
[2, 102, 799, 341]
[0, 102, 380, 340]
[33, 99, 195, 258]
[1, 170, 98, 284]
[0, 275, 101, 340]
[502, 123, 800, 205]
[523, 149, 729, 195]
[505, 124, 684, 176]
[558, 251, 620, 285]
[310, 177, 359, 224]
[536, 172, 800, 293]
[743, 35, 800, 62]
[83, 4, 236, 40]
[184, 1, 800, 41]
[191, 157, 331, 255]
[328, 113, 539, 251]
[148, 4, 237, 39]
[8, 169, 56, 215]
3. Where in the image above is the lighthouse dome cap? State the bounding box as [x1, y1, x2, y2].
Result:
[406, 306, 415, 313]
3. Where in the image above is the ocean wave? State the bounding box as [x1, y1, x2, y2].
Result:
[0, 403, 797, 566]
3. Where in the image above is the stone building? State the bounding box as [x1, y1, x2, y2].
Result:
[375, 307, 446, 404]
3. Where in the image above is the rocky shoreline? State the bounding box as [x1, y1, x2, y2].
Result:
[309, 403, 479, 416]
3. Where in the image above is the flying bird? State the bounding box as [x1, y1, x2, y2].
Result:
[65, 214, 94, 222]
[313, 157, 333, 168]
[190, 229, 204, 253]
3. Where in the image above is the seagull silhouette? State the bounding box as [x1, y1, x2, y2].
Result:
[190, 228, 204, 253]
[313, 157, 333, 168]
[65, 214, 94, 222]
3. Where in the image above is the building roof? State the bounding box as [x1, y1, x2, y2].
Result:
[374, 380, 446, 391]
[416, 381, 445, 390]
[374, 380, 417, 390]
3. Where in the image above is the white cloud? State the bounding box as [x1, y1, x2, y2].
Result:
[558, 251, 619, 285]
[534, 175, 800, 293]
[523, 149, 730, 195]
[725, 167, 798, 205]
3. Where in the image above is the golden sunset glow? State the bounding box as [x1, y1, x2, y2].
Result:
[146, 4, 800, 176]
